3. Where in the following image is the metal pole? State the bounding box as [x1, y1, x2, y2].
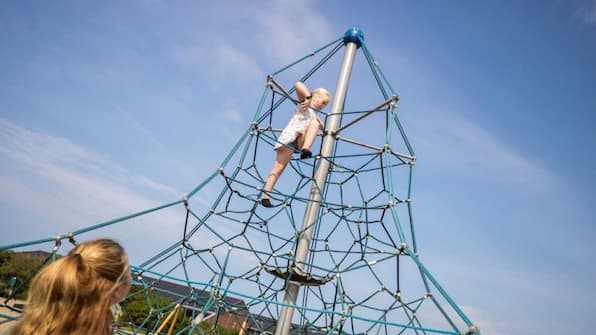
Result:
[274, 28, 363, 335]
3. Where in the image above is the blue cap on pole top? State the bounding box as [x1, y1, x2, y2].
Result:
[343, 27, 364, 48]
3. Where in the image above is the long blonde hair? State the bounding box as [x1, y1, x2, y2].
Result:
[11, 238, 129, 335]
[300, 87, 330, 110]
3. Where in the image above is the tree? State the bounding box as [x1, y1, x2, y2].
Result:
[0, 251, 48, 299]
[119, 285, 239, 334]
[120, 285, 190, 333]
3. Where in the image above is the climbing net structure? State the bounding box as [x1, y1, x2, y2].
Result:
[1, 29, 480, 335]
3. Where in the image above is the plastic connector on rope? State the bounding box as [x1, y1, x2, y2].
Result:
[53, 236, 62, 252]
[182, 195, 189, 210]
[468, 326, 481, 334]
[67, 232, 77, 246]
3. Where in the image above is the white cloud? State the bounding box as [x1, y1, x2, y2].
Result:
[459, 305, 509, 335]
[578, 0, 596, 24]
[220, 101, 245, 125]
[168, 0, 335, 89]
[418, 301, 509, 335]
[171, 39, 263, 89]
[134, 175, 181, 198]
[252, 0, 335, 64]
[409, 105, 559, 191]
[425, 253, 596, 335]
[109, 107, 170, 151]
[0, 117, 184, 240]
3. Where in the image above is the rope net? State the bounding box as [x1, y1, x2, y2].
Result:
[0, 32, 480, 335]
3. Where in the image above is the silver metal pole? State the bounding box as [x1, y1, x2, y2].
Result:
[274, 33, 360, 335]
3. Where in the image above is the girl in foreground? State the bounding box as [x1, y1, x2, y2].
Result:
[10, 238, 132, 335]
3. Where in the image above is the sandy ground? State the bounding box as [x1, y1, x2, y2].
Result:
[0, 300, 24, 334]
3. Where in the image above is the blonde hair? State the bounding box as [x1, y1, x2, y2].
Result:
[11, 238, 129, 335]
[300, 87, 331, 110]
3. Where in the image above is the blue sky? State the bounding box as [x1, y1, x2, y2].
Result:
[1, 1, 595, 334]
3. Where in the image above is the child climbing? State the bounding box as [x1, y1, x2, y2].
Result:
[261, 81, 331, 208]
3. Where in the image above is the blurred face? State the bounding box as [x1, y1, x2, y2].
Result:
[311, 94, 328, 110]
[111, 256, 132, 304]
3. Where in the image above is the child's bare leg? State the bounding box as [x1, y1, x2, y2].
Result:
[297, 120, 319, 159]
[262, 147, 293, 206]
[301, 120, 320, 150]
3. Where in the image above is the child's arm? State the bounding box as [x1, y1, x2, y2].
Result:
[294, 82, 311, 102]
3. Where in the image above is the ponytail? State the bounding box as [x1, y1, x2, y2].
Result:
[11, 238, 128, 335]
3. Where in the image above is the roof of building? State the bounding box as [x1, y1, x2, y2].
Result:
[136, 275, 247, 309]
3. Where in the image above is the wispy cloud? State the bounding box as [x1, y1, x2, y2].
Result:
[0, 117, 184, 240]
[458, 305, 509, 335]
[252, 0, 335, 64]
[419, 301, 509, 335]
[577, 0, 596, 24]
[425, 253, 594, 335]
[107, 106, 194, 187]
[168, 0, 335, 85]
[408, 105, 558, 192]
[109, 107, 171, 154]
[171, 39, 263, 89]
[220, 100, 245, 125]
